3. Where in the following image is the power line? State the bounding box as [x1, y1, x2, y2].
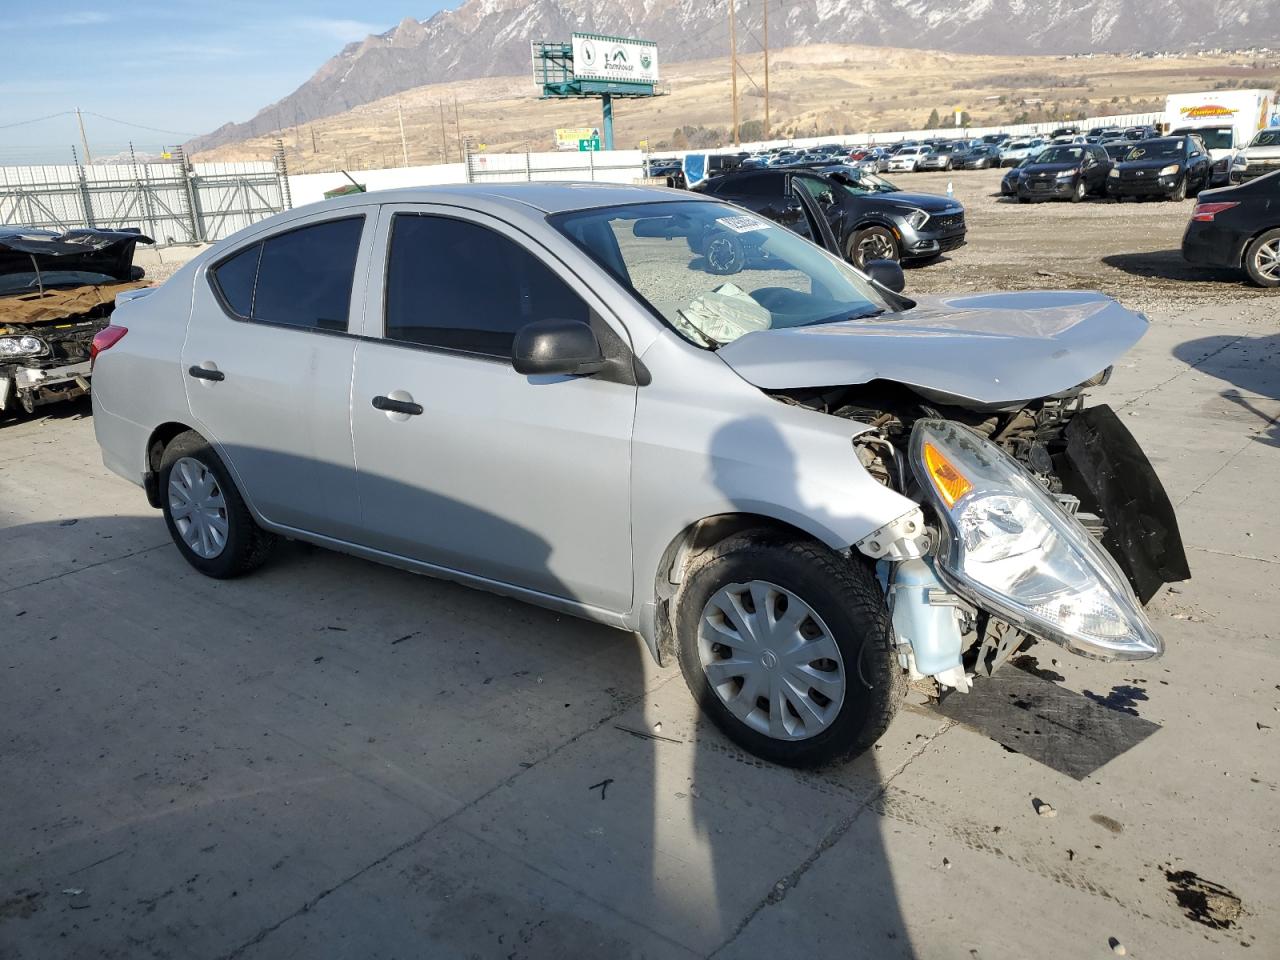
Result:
[82, 111, 196, 137]
[0, 111, 75, 131]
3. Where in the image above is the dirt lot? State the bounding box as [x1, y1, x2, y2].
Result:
[1, 181, 1278, 959]
[906, 167, 1278, 312]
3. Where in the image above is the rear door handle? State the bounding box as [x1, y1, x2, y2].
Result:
[372, 395, 423, 416]
[188, 365, 225, 382]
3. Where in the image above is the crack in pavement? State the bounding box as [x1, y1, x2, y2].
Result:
[1110, 333, 1244, 413]
[1188, 544, 1280, 567]
[218, 673, 682, 960]
[708, 719, 957, 958]
[0, 541, 171, 597]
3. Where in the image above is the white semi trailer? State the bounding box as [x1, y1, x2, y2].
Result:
[1164, 89, 1276, 184]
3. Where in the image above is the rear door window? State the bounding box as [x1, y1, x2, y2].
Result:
[383, 213, 589, 359]
[211, 216, 364, 331]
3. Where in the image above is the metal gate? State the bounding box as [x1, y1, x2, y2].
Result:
[0, 147, 291, 245]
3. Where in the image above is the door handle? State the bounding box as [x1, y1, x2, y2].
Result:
[188, 365, 225, 382]
[372, 395, 423, 416]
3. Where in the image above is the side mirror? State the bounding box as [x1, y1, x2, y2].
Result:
[865, 259, 905, 293]
[512, 318, 607, 377]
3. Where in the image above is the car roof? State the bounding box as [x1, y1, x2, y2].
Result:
[310, 181, 707, 217]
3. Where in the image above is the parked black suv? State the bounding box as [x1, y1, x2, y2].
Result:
[694, 168, 965, 267]
[1107, 136, 1213, 202]
[1181, 170, 1280, 287]
[1017, 144, 1112, 202]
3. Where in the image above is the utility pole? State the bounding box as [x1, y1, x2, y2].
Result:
[75, 107, 92, 164]
[762, 0, 771, 142]
[453, 94, 463, 163]
[728, 1, 739, 146]
[438, 100, 448, 164]
[396, 99, 409, 166]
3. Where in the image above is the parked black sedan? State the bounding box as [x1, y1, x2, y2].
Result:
[1016, 144, 1112, 202]
[1001, 157, 1032, 196]
[955, 144, 1003, 169]
[694, 168, 965, 267]
[1182, 170, 1280, 287]
[1106, 136, 1213, 202]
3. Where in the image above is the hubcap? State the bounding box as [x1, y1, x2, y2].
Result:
[858, 233, 896, 264]
[706, 236, 740, 272]
[168, 456, 229, 559]
[698, 580, 846, 741]
[1257, 240, 1280, 281]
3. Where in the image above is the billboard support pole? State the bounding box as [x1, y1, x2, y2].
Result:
[601, 94, 615, 150]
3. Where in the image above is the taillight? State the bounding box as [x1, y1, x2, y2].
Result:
[1191, 201, 1239, 222]
[90, 325, 128, 369]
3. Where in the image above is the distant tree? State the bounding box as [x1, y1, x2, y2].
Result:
[738, 119, 764, 141]
[924, 108, 941, 129]
[671, 127, 688, 149]
[959, 111, 972, 126]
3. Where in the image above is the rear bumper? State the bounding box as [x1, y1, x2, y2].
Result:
[1181, 221, 1246, 268]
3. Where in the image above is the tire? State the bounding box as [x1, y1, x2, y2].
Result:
[945, 160, 953, 171]
[1070, 178, 1086, 203]
[847, 226, 898, 268]
[1169, 177, 1187, 202]
[703, 230, 746, 275]
[674, 532, 904, 767]
[159, 431, 275, 578]
[1243, 228, 1280, 288]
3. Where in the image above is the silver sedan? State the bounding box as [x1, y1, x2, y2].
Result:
[91, 183, 1187, 766]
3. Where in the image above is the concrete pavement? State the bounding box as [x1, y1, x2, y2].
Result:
[1, 300, 1276, 959]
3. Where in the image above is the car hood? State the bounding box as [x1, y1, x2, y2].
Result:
[0, 227, 153, 282]
[861, 193, 958, 214]
[715, 290, 1147, 407]
[1117, 157, 1182, 172]
[1024, 162, 1081, 176]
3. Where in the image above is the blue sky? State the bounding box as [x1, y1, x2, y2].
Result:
[0, 2, 456, 163]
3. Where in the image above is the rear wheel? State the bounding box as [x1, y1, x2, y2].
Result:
[159, 431, 275, 578]
[1244, 229, 1280, 287]
[847, 226, 898, 268]
[674, 533, 903, 767]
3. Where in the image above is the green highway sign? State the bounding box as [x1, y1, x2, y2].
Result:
[578, 137, 601, 151]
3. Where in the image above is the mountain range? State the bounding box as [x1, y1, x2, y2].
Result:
[187, 0, 1279, 152]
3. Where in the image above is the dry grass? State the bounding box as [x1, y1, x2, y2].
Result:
[192, 43, 1280, 172]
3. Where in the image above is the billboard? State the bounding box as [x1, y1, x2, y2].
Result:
[571, 33, 659, 85]
[555, 126, 601, 151]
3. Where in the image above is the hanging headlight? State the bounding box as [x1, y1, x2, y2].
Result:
[910, 419, 1163, 661]
[0, 335, 48, 357]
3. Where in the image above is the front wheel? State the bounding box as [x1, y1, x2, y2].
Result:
[674, 533, 904, 767]
[703, 230, 747, 275]
[1169, 177, 1187, 202]
[847, 226, 898, 268]
[1244, 229, 1280, 287]
[1070, 178, 1086, 203]
[159, 431, 276, 578]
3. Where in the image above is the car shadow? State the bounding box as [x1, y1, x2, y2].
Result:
[0, 394, 92, 430]
[3, 424, 918, 957]
[1102, 249, 1250, 286]
[1173, 333, 1280, 446]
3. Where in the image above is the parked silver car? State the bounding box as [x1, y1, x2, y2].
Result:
[91, 184, 1188, 766]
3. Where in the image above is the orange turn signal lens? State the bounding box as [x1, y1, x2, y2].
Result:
[922, 441, 972, 508]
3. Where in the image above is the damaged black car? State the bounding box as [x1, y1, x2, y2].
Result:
[0, 227, 152, 416]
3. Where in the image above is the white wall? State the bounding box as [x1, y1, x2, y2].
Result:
[288, 163, 470, 208]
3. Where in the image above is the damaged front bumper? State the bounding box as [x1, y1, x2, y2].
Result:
[0, 359, 93, 413]
[858, 412, 1187, 693]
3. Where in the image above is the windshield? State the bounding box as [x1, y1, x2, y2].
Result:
[1104, 142, 1132, 159]
[1125, 139, 1183, 161]
[1250, 129, 1280, 147]
[0, 269, 121, 296]
[1175, 127, 1233, 150]
[551, 200, 893, 348]
[1034, 146, 1085, 164]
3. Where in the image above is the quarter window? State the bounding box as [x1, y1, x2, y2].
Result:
[383, 214, 589, 359]
[210, 216, 364, 331]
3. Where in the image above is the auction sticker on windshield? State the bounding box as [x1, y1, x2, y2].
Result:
[716, 215, 770, 233]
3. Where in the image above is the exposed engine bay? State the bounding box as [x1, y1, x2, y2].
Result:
[1, 227, 152, 415]
[771, 375, 1191, 689]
